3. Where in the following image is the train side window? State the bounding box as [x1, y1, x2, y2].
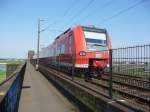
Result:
[49, 48, 52, 56]
[57, 45, 60, 55]
[69, 34, 73, 53]
[69, 36, 72, 45]
[57, 44, 65, 55]
[69, 35, 74, 45]
[60, 44, 65, 54]
[53, 48, 56, 56]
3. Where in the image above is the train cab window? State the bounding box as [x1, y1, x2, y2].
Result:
[84, 31, 106, 45]
[84, 30, 107, 51]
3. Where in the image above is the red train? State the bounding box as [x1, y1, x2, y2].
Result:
[38, 25, 112, 77]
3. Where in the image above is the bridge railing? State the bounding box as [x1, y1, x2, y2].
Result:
[110, 45, 150, 111]
[0, 63, 26, 112]
[111, 44, 150, 79]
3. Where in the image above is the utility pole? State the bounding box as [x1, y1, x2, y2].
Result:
[36, 19, 44, 71]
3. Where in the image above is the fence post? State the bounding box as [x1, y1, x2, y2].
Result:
[109, 49, 113, 98]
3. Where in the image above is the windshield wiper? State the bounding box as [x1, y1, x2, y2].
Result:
[92, 43, 105, 46]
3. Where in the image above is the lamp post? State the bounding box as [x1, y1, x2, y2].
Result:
[36, 19, 44, 71]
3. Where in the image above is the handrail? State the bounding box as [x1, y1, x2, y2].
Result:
[0, 63, 26, 112]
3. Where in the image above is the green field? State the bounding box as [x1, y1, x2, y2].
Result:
[0, 60, 25, 83]
[112, 64, 150, 77]
[0, 60, 24, 64]
[0, 70, 6, 83]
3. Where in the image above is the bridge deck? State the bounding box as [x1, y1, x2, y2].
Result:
[18, 62, 76, 112]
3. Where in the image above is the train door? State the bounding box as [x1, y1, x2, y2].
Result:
[69, 32, 74, 64]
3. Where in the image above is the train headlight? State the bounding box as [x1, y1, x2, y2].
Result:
[107, 64, 110, 67]
[79, 51, 86, 56]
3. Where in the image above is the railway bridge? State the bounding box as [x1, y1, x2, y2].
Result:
[0, 44, 149, 112]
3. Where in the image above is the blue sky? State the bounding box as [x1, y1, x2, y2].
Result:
[0, 0, 150, 58]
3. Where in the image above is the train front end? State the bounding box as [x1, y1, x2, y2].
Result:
[74, 26, 112, 77]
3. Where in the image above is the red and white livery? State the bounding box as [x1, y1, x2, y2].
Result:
[39, 25, 112, 76]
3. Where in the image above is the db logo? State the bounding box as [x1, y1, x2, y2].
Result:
[96, 53, 101, 58]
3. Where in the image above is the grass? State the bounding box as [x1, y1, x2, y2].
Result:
[112, 64, 150, 77]
[0, 60, 24, 83]
[0, 60, 24, 64]
[0, 70, 6, 83]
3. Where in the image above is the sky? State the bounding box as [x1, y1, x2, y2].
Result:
[0, 0, 150, 58]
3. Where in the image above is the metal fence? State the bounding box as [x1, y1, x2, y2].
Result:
[110, 45, 150, 112]
[32, 44, 150, 111]
[68, 44, 150, 111]
[112, 45, 150, 78]
[0, 63, 26, 112]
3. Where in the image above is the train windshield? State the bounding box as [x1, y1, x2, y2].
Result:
[84, 30, 107, 51]
[84, 31, 106, 45]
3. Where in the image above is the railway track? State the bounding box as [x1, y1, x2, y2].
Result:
[113, 72, 150, 81]
[40, 65, 150, 112]
[92, 78, 150, 103]
[92, 74, 150, 105]
[102, 73, 150, 90]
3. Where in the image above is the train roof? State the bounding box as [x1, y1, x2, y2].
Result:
[54, 25, 106, 41]
[82, 25, 106, 33]
[55, 28, 71, 40]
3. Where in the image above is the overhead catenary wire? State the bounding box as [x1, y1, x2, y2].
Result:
[56, 0, 80, 30]
[42, 0, 147, 36]
[44, 0, 120, 36]
[42, 0, 77, 32]
[64, 0, 95, 28]
[59, 0, 79, 23]
[47, 29, 64, 33]
[44, 0, 112, 33]
[80, 0, 114, 24]
[96, 0, 147, 25]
